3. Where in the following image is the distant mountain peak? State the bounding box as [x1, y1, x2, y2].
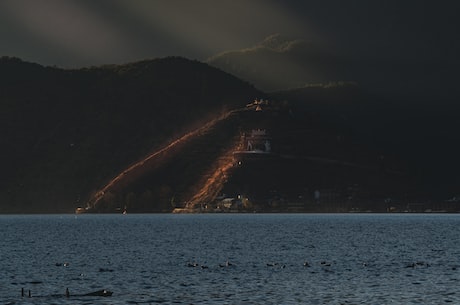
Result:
[206, 34, 338, 91]
[259, 33, 308, 52]
[207, 34, 312, 63]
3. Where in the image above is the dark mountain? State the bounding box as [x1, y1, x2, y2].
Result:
[168, 83, 460, 213]
[268, 85, 460, 206]
[0, 56, 260, 213]
[1, 56, 459, 214]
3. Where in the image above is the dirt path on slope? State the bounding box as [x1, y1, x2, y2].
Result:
[87, 109, 242, 209]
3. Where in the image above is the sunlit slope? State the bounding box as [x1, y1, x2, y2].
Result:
[88, 109, 243, 212]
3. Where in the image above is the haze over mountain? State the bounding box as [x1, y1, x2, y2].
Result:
[207, 34, 341, 92]
[2, 1, 458, 68]
[207, 34, 459, 99]
[2, 1, 457, 100]
[1, 1, 459, 213]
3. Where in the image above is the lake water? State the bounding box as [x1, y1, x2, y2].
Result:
[1, 213, 459, 304]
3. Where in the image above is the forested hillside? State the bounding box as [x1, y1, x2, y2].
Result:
[0, 56, 260, 212]
[2, 56, 459, 213]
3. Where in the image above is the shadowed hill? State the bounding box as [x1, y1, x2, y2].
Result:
[85, 95, 413, 214]
[2, 56, 459, 213]
[0, 56, 260, 213]
[171, 85, 460, 213]
[269, 85, 460, 201]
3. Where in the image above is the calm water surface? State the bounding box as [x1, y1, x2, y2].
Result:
[1, 213, 459, 304]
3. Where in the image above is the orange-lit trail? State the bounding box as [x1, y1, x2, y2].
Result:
[87, 108, 242, 209]
[183, 139, 242, 210]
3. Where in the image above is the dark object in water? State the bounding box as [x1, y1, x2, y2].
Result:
[83, 289, 113, 297]
[219, 260, 233, 267]
[20, 288, 113, 299]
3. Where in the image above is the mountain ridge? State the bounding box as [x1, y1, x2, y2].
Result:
[2, 55, 459, 213]
[0, 56, 260, 213]
[206, 34, 460, 100]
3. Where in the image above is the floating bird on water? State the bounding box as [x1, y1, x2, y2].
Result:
[219, 260, 233, 267]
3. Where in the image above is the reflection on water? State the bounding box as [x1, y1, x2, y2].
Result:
[1, 213, 459, 304]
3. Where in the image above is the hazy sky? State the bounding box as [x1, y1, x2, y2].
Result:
[0, 0, 458, 68]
